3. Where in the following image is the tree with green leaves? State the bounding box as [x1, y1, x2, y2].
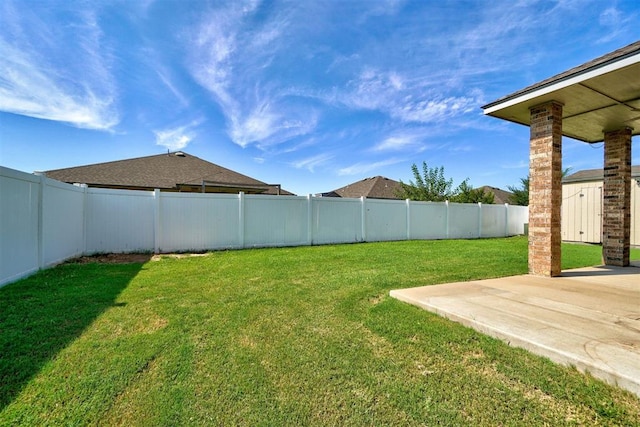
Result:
[396, 162, 454, 202]
[396, 161, 494, 203]
[508, 176, 529, 206]
[451, 180, 495, 204]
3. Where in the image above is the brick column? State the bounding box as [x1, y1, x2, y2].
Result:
[602, 127, 632, 266]
[528, 101, 563, 277]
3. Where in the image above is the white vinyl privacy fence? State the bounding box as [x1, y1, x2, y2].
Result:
[1, 166, 528, 286]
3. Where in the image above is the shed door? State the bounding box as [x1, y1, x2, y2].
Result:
[578, 186, 602, 243]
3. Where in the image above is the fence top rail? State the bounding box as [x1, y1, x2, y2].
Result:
[312, 196, 363, 204]
[243, 194, 308, 202]
[159, 191, 240, 200]
[43, 177, 86, 192]
[87, 187, 156, 197]
[363, 198, 408, 205]
[1, 166, 41, 183]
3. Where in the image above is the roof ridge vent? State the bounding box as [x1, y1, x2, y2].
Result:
[175, 151, 186, 157]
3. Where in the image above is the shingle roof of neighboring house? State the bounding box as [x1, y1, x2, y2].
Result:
[320, 176, 403, 199]
[478, 186, 513, 205]
[563, 166, 640, 183]
[42, 151, 293, 195]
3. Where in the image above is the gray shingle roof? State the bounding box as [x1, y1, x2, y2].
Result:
[478, 186, 513, 205]
[563, 165, 640, 183]
[43, 152, 293, 195]
[321, 176, 403, 199]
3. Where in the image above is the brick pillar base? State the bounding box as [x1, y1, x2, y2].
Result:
[528, 102, 563, 277]
[603, 127, 632, 266]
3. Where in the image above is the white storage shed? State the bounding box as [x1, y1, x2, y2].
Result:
[562, 166, 639, 245]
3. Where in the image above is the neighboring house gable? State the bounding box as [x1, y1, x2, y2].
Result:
[42, 152, 293, 195]
[478, 186, 513, 204]
[563, 166, 640, 184]
[320, 176, 403, 199]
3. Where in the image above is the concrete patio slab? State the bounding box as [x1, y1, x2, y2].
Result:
[390, 263, 640, 397]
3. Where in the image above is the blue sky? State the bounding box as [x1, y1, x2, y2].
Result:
[1, 0, 638, 196]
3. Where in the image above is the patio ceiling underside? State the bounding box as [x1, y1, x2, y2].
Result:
[483, 56, 640, 143]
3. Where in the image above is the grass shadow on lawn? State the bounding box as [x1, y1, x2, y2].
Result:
[0, 260, 147, 410]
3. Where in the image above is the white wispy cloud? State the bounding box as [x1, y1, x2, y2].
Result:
[597, 6, 636, 44]
[154, 119, 202, 150]
[445, 0, 631, 84]
[187, 1, 318, 149]
[359, 0, 405, 21]
[341, 69, 483, 125]
[373, 135, 415, 152]
[599, 7, 623, 28]
[291, 153, 334, 172]
[452, 3, 546, 69]
[184, 1, 538, 160]
[229, 102, 319, 149]
[338, 158, 404, 176]
[449, 145, 474, 153]
[372, 131, 431, 153]
[0, 2, 119, 130]
[341, 1, 616, 130]
[155, 67, 190, 109]
[501, 160, 529, 170]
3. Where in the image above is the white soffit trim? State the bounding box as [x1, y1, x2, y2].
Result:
[483, 52, 640, 115]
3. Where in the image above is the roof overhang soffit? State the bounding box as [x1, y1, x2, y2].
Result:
[483, 46, 640, 143]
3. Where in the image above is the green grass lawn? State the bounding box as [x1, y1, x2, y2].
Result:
[1, 237, 639, 426]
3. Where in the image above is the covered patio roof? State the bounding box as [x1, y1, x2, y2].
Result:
[482, 40, 640, 143]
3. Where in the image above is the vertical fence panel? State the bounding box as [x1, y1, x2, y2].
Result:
[480, 204, 507, 238]
[507, 205, 529, 236]
[312, 197, 362, 244]
[307, 195, 313, 245]
[238, 192, 245, 248]
[42, 178, 85, 265]
[361, 197, 367, 241]
[408, 202, 448, 239]
[244, 195, 308, 247]
[0, 167, 40, 286]
[159, 192, 240, 252]
[85, 188, 155, 253]
[364, 198, 407, 242]
[448, 203, 480, 239]
[154, 189, 161, 253]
